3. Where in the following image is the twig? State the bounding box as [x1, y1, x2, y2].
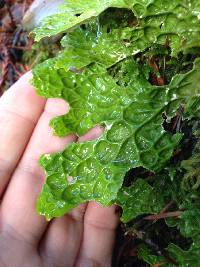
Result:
[22, 0, 27, 17]
[152, 201, 174, 224]
[151, 261, 166, 267]
[172, 105, 184, 132]
[144, 211, 182, 221]
[5, 2, 16, 28]
[7, 45, 32, 50]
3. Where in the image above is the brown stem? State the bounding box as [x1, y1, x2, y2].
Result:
[151, 261, 166, 267]
[144, 211, 182, 221]
[152, 201, 174, 223]
[7, 45, 32, 50]
[5, 2, 16, 28]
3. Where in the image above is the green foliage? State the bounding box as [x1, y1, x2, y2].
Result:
[138, 240, 200, 267]
[23, 42, 60, 68]
[32, 0, 128, 41]
[167, 242, 200, 267]
[132, 130, 200, 266]
[32, 0, 200, 265]
[138, 245, 166, 266]
[116, 179, 163, 222]
[34, 56, 200, 219]
[33, 0, 200, 57]
[181, 139, 200, 191]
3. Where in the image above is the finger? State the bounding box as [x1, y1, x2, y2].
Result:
[77, 126, 119, 266]
[78, 125, 104, 142]
[40, 204, 87, 267]
[0, 98, 77, 247]
[76, 202, 119, 267]
[39, 126, 104, 267]
[0, 72, 46, 196]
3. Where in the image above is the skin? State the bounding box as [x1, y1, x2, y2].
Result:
[0, 72, 119, 267]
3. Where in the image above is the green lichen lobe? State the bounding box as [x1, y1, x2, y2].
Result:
[34, 58, 200, 219]
[33, 0, 200, 221]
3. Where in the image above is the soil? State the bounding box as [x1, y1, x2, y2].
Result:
[0, 0, 33, 95]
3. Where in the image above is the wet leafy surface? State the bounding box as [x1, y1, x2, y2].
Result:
[34, 57, 200, 220]
[32, 1, 200, 266]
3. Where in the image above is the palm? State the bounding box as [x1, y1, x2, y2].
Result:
[0, 73, 118, 267]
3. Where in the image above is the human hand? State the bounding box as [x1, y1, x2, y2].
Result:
[0, 72, 119, 267]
